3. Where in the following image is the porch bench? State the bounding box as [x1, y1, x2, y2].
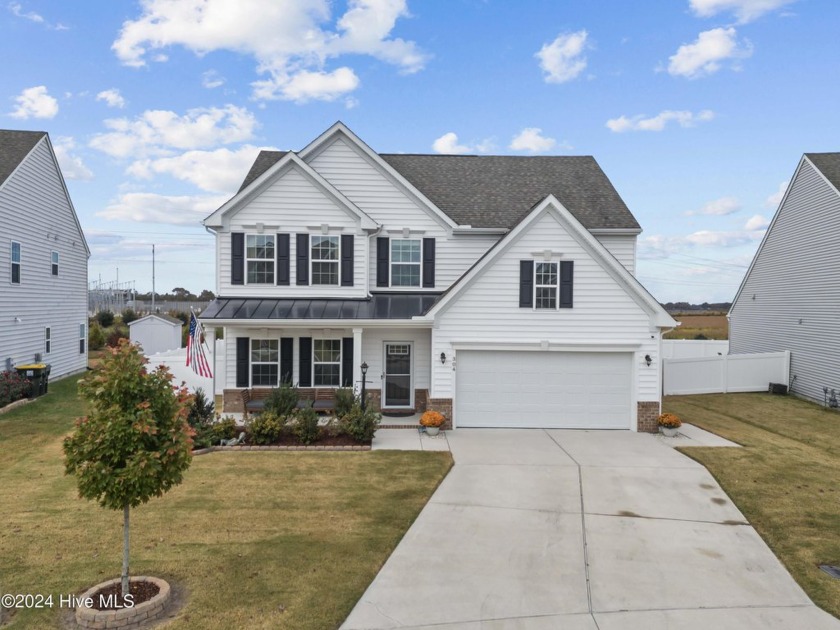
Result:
[240, 388, 272, 418]
[312, 389, 336, 414]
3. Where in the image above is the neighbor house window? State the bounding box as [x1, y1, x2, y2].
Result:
[313, 339, 341, 386]
[11, 241, 20, 284]
[51, 251, 59, 276]
[246, 234, 275, 284]
[79, 323, 86, 354]
[535, 262, 558, 309]
[251, 339, 278, 386]
[45, 327, 51, 354]
[311, 235, 339, 285]
[390, 239, 421, 287]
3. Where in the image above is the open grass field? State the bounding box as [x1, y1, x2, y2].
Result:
[664, 392, 840, 619]
[0, 376, 452, 629]
[663, 312, 729, 339]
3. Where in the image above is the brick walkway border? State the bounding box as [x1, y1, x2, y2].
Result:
[75, 576, 170, 629]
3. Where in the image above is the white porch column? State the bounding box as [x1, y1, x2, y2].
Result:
[352, 327, 363, 394]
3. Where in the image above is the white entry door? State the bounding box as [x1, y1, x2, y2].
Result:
[383, 342, 413, 408]
[455, 350, 632, 429]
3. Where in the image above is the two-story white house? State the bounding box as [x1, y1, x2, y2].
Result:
[201, 123, 675, 431]
[0, 130, 90, 379]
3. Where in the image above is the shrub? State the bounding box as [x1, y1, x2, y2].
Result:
[210, 416, 238, 443]
[420, 410, 445, 428]
[187, 388, 215, 447]
[121, 308, 139, 325]
[88, 323, 105, 351]
[248, 411, 286, 445]
[96, 311, 115, 327]
[658, 413, 682, 428]
[265, 383, 298, 416]
[293, 406, 320, 445]
[106, 325, 130, 348]
[335, 388, 355, 418]
[341, 403, 381, 443]
[0, 370, 30, 407]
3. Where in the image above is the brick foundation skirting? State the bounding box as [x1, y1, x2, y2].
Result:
[637, 401, 661, 433]
[426, 398, 453, 430]
[224, 387, 428, 415]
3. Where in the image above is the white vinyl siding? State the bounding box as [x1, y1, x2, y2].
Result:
[594, 234, 636, 274]
[0, 138, 88, 378]
[431, 209, 659, 408]
[730, 159, 840, 404]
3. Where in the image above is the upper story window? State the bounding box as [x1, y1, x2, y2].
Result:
[313, 339, 341, 386]
[311, 235, 339, 285]
[251, 339, 278, 387]
[10, 241, 20, 284]
[535, 262, 558, 309]
[390, 239, 421, 287]
[51, 251, 59, 276]
[246, 234, 275, 284]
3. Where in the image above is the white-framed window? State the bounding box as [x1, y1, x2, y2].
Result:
[251, 339, 278, 386]
[313, 339, 341, 386]
[390, 239, 421, 287]
[79, 323, 86, 354]
[311, 235, 339, 285]
[51, 251, 59, 276]
[246, 234, 275, 284]
[45, 327, 51, 354]
[11, 241, 20, 284]
[535, 262, 558, 309]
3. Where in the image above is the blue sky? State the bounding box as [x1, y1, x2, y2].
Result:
[2, 0, 837, 303]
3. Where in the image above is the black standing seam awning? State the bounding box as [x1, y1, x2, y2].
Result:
[199, 293, 442, 321]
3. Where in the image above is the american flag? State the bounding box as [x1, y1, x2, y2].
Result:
[186, 311, 213, 378]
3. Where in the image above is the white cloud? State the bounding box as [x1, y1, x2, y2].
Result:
[96, 88, 126, 108]
[126, 145, 274, 193]
[9, 85, 59, 119]
[98, 192, 229, 225]
[744, 214, 770, 230]
[89, 105, 257, 158]
[509, 128, 557, 154]
[431, 132, 494, 155]
[667, 27, 752, 78]
[765, 180, 788, 207]
[8, 2, 42, 23]
[689, 0, 796, 23]
[202, 70, 225, 89]
[536, 30, 588, 84]
[686, 196, 741, 216]
[52, 136, 93, 181]
[640, 227, 764, 258]
[606, 109, 714, 132]
[111, 0, 428, 102]
[685, 229, 760, 247]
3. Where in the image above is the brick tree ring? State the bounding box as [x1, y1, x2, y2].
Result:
[75, 576, 170, 629]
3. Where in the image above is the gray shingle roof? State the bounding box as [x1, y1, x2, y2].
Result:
[806, 153, 840, 192]
[0, 130, 45, 187]
[238, 149, 639, 230]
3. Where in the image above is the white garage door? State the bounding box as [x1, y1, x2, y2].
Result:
[455, 351, 633, 429]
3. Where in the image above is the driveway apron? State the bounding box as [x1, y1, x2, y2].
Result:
[342, 429, 840, 630]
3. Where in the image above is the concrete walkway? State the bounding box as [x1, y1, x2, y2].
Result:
[343, 428, 840, 629]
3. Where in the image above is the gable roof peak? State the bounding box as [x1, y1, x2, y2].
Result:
[0, 129, 47, 187]
[804, 153, 840, 192]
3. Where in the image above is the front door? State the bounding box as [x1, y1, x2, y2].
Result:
[383, 343, 412, 408]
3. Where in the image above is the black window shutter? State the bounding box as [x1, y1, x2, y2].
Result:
[376, 237, 389, 287]
[298, 337, 312, 387]
[341, 234, 354, 286]
[296, 233, 309, 285]
[236, 337, 249, 387]
[276, 234, 290, 285]
[560, 260, 574, 308]
[519, 260, 534, 307]
[280, 337, 293, 384]
[422, 238, 435, 288]
[342, 337, 353, 387]
[231, 233, 244, 285]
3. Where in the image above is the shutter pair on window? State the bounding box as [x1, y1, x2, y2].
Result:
[376, 237, 435, 287]
[231, 233, 354, 286]
[236, 337, 354, 388]
[519, 260, 574, 308]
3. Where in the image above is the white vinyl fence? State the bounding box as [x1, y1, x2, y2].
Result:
[663, 351, 790, 396]
[661, 339, 729, 359]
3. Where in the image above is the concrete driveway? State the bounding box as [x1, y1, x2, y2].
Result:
[342, 429, 840, 629]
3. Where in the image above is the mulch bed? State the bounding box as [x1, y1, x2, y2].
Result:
[92, 580, 160, 610]
[194, 427, 371, 451]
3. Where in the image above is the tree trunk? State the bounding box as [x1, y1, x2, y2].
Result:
[122, 504, 130, 598]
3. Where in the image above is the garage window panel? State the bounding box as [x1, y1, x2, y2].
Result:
[535, 262, 558, 309]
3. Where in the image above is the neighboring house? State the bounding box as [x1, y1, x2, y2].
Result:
[730, 153, 840, 404]
[128, 314, 183, 356]
[0, 130, 89, 379]
[201, 123, 675, 431]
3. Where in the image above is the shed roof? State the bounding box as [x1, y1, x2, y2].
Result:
[127, 314, 184, 327]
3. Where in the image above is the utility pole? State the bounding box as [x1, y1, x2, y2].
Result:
[151, 244, 156, 313]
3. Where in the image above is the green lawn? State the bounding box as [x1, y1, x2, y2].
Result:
[0, 376, 452, 629]
[664, 392, 840, 619]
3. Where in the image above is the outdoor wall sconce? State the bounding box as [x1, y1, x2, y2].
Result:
[440, 352, 446, 364]
[644, 354, 652, 366]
